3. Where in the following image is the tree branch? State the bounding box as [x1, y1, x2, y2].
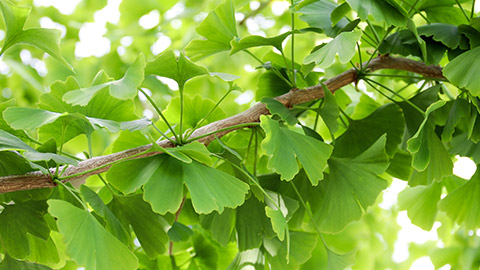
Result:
[0, 55, 445, 193]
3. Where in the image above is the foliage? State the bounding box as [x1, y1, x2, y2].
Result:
[0, 0, 479, 269]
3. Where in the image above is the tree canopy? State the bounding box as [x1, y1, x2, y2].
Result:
[0, 0, 479, 269]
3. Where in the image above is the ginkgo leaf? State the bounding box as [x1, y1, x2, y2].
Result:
[418, 23, 463, 49]
[327, 248, 356, 270]
[443, 46, 480, 96]
[333, 104, 404, 158]
[316, 135, 389, 233]
[63, 54, 145, 105]
[407, 100, 453, 182]
[298, 0, 350, 37]
[345, 0, 407, 26]
[145, 50, 208, 90]
[260, 116, 333, 185]
[0, 130, 35, 151]
[168, 222, 194, 242]
[227, 249, 265, 270]
[185, 0, 237, 60]
[261, 97, 297, 126]
[314, 85, 339, 134]
[0, 0, 70, 68]
[0, 254, 51, 270]
[231, 32, 291, 55]
[24, 152, 78, 166]
[398, 182, 442, 230]
[264, 231, 318, 269]
[438, 170, 480, 229]
[108, 154, 249, 215]
[108, 194, 169, 258]
[303, 31, 362, 68]
[3, 108, 63, 130]
[265, 206, 287, 241]
[80, 186, 131, 246]
[47, 200, 138, 270]
[0, 200, 50, 259]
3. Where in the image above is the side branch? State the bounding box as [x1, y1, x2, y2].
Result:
[0, 56, 445, 193]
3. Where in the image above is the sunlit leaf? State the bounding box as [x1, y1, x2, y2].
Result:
[298, 0, 350, 37]
[260, 116, 333, 185]
[303, 31, 362, 68]
[264, 231, 318, 269]
[48, 200, 138, 270]
[185, 0, 237, 60]
[0, 254, 51, 270]
[231, 32, 291, 55]
[314, 86, 339, 134]
[443, 47, 480, 96]
[316, 135, 389, 233]
[261, 97, 297, 125]
[265, 206, 287, 241]
[398, 182, 442, 230]
[63, 54, 145, 105]
[327, 248, 356, 270]
[345, 0, 407, 26]
[227, 248, 264, 270]
[0, 130, 35, 151]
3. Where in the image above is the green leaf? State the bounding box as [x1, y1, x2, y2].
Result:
[298, 0, 350, 37]
[407, 100, 453, 182]
[109, 194, 169, 258]
[316, 135, 389, 233]
[201, 208, 235, 246]
[145, 50, 207, 90]
[185, 0, 237, 60]
[333, 104, 404, 158]
[407, 19, 427, 62]
[261, 97, 297, 125]
[24, 152, 78, 166]
[327, 248, 356, 270]
[0, 201, 50, 259]
[0, 130, 35, 151]
[25, 235, 61, 268]
[265, 206, 287, 241]
[63, 54, 145, 105]
[398, 182, 442, 230]
[331, 2, 351, 26]
[47, 199, 138, 270]
[230, 32, 291, 55]
[0, 0, 70, 68]
[236, 197, 273, 251]
[161, 94, 226, 132]
[0, 151, 33, 176]
[418, 23, 463, 49]
[443, 46, 480, 96]
[256, 70, 291, 101]
[0, 254, 51, 270]
[345, 0, 407, 26]
[260, 116, 333, 184]
[439, 170, 480, 229]
[0, 100, 30, 141]
[227, 249, 264, 270]
[303, 31, 362, 68]
[80, 185, 131, 246]
[264, 231, 318, 269]
[168, 222, 194, 242]
[314, 85, 339, 134]
[442, 98, 471, 142]
[3, 108, 63, 130]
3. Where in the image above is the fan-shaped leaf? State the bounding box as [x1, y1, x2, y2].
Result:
[260, 116, 333, 185]
[443, 46, 480, 96]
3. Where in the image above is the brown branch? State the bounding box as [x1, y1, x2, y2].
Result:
[0, 56, 445, 193]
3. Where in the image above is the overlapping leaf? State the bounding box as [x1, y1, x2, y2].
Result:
[0, 0, 70, 68]
[303, 31, 362, 68]
[345, 0, 407, 26]
[439, 170, 480, 229]
[260, 116, 333, 185]
[443, 47, 480, 96]
[298, 0, 350, 37]
[63, 54, 145, 106]
[398, 182, 442, 230]
[407, 100, 453, 182]
[185, 0, 237, 60]
[48, 200, 138, 270]
[145, 50, 208, 89]
[316, 135, 389, 233]
[0, 201, 50, 259]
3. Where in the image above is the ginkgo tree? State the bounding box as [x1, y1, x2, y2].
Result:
[0, 0, 479, 269]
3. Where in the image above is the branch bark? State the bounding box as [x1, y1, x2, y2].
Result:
[0, 55, 445, 193]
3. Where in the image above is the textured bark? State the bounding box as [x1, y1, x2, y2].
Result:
[0, 55, 445, 193]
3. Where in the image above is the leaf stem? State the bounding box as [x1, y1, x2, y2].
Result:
[183, 122, 261, 144]
[455, 0, 471, 22]
[253, 128, 258, 176]
[97, 174, 118, 196]
[179, 86, 185, 144]
[291, 0, 296, 87]
[151, 122, 178, 145]
[364, 77, 425, 114]
[472, 0, 477, 19]
[138, 88, 179, 143]
[54, 180, 88, 210]
[365, 25, 395, 68]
